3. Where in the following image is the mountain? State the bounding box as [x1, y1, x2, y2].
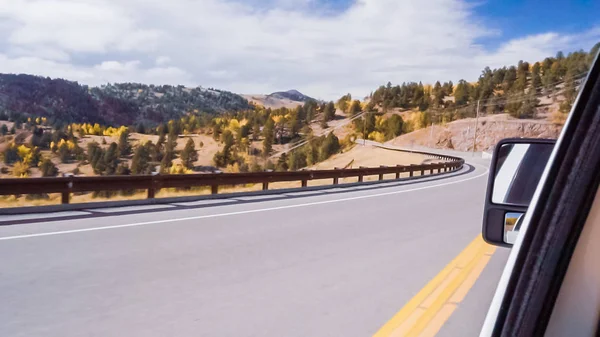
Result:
[267, 89, 314, 102]
[242, 89, 315, 109]
[0, 74, 252, 126]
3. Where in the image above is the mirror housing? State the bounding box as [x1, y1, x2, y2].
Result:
[482, 138, 556, 247]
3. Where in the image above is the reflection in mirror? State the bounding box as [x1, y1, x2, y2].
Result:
[505, 212, 525, 244]
[492, 143, 554, 206]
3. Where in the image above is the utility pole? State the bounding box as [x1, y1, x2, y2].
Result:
[472, 100, 480, 157]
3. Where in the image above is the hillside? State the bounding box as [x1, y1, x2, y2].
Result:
[388, 114, 562, 152]
[243, 89, 314, 109]
[268, 90, 314, 102]
[361, 42, 600, 125]
[0, 74, 251, 127]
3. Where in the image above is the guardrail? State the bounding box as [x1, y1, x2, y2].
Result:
[0, 152, 464, 205]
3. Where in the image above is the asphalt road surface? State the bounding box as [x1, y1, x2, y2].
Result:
[0, 153, 509, 337]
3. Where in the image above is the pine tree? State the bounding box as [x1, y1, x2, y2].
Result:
[2, 144, 19, 165]
[118, 129, 132, 157]
[180, 138, 198, 169]
[39, 157, 58, 177]
[103, 143, 119, 175]
[0, 124, 8, 135]
[386, 115, 403, 139]
[502, 66, 517, 92]
[252, 123, 261, 141]
[213, 130, 235, 167]
[157, 131, 166, 148]
[135, 123, 146, 134]
[364, 112, 376, 138]
[212, 123, 221, 141]
[161, 136, 176, 172]
[319, 133, 340, 161]
[276, 152, 289, 171]
[324, 102, 336, 121]
[29, 147, 41, 167]
[560, 73, 577, 114]
[514, 61, 529, 92]
[58, 142, 70, 163]
[433, 81, 445, 107]
[516, 90, 539, 119]
[131, 144, 151, 175]
[531, 62, 542, 91]
[262, 118, 274, 156]
[337, 94, 351, 113]
[288, 150, 307, 171]
[454, 80, 471, 105]
[87, 142, 101, 164]
[304, 141, 318, 166]
[348, 100, 362, 116]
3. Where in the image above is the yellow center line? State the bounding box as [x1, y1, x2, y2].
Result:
[373, 235, 496, 337]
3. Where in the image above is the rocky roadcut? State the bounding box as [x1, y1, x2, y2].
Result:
[391, 115, 563, 152]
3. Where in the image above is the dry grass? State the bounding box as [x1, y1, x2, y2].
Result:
[241, 94, 304, 109]
[310, 145, 430, 170]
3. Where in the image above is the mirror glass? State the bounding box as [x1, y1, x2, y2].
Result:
[504, 212, 525, 244]
[492, 142, 554, 206]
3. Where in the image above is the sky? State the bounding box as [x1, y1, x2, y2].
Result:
[0, 0, 598, 100]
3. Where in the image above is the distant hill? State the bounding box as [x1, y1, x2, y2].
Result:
[0, 74, 251, 126]
[243, 89, 314, 109]
[267, 89, 313, 102]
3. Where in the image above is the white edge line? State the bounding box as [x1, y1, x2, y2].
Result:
[0, 165, 488, 242]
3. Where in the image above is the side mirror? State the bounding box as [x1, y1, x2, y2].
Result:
[482, 138, 555, 247]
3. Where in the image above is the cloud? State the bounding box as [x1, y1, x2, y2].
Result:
[0, 0, 598, 100]
[155, 56, 171, 66]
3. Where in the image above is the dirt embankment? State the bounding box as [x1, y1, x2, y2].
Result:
[311, 144, 430, 170]
[389, 114, 563, 152]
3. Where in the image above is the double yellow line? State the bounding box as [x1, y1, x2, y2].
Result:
[374, 235, 496, 337]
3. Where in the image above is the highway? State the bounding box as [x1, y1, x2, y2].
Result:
[0, 153, 509, 337]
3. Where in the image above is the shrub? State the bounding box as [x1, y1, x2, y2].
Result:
[12, 161, 30, 177]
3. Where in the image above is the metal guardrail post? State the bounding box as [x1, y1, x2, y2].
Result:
[61, 191, 70, 204]
[379, 166, 385, 181]
[301, 180, 308, 187]
[61, 176, 73, 204]
[148, 173, 157, 199]
[395, 165, 401, 179]
[262, 182, 269, 190]
[333, 177, 339, 185]
[211, 185, 218, 194]
[358, 167, 366, 182]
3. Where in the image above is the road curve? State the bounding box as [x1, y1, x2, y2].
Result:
[0, 155, 501, 337]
